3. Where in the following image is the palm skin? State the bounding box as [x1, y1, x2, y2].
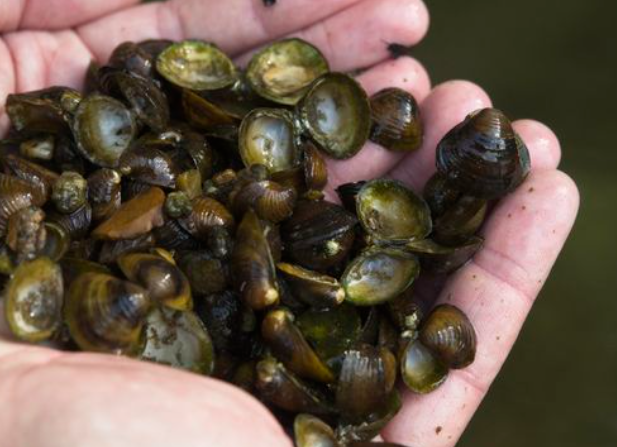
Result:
[0, 1, 579, 446]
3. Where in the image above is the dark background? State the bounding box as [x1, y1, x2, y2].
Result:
[414, 1, 617, 446]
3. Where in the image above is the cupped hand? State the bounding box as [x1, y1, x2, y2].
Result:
[0, 1, 579, 446]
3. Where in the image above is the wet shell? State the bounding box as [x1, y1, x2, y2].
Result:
[370, 87, 422, 152]
[277, 263, 345, 309]
[255, 358, 337, 415]
[51, 171, 88, 214]
[48, 203, 92, 240]
[231, 180, 297, 223]
[3, 257, 64, 342]
[118, 144, 179, 188]
[88, 168, 122, 221]
[238, 108, 301, 174]
[6, 206, 46, 262]
[297, 73, 371, 160]
[433, 195, 487, 246]
[141, 307, 214, 374]
[400, 338, 448, 394]
[98, 232, 156, 265]
[294, 414, 338, 447]
[156, 40, 237, 91]
[19, 135, 55, 161]
[246, 38, 329, 105]
[419, 304, 476, 369]
[262, 308, 335, 383]
[118, 252, 192, 311]
[342, 247, 420, 306]
[178, 196, 235, 241]
[436, 108, 531, 199]
[231, 210, 279, 310]
[177, 250, 228, 297]
[422, 171, 461, 218]
[92, 187, 165, 240]
[356, 179, 431, 243]
[2, 153, 59, 202]
[109, 41, 155, 78]
[405, 236, 484, 274]
[72, 94, 137, 168]
[64, 272, 150, 355]
[0, 174, 47, 236]
[303, 141, 328, 192]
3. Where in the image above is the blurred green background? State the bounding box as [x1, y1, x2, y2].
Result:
[413, 1, 617, 446]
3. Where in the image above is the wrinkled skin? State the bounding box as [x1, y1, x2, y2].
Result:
[0, 1, 579, 447]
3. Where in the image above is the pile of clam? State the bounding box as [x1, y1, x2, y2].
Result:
[0, 38, 530, 446]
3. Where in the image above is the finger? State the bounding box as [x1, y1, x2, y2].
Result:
[0, 0, 140, 32]
[0, 350, 292, 447]
[513, 119, 562, 170]
[325, 56, 431, 197]
[77, 0, 363, 62]
[237, 0, 429, 72]
[383, 170, 580, 447]
[388, 80, 492, 191]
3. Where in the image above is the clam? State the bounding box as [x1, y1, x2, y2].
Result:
[262, 308, 335, 383]
[3, 257, 64, 342]
[336, 345, 397, 421]
[277, 263, 345, 308]
[48, 203, 92, 240]
[238, 108, 301, 173]
[420, 304, 476, 369]
[231, 180, 297, 223]
[436, 108, 531, 199]
[39, 222, 71, 262]
[400, 337, 448, 394]
[87, 168, 122, 221]
[178, 196, 235, 241]
[405, 236, 484, 274]
[92, 187, 165, 240]
[433, 195, 487, 246]
[156, 40, 237, 91]
[342, 247, 420, 306]
[356, 179, 431, 243]
[118, 143, 179, 188]
[294, 414, 339, 447]
[336, 181, 366, 213]
[182, 89, 239, 130]
[164, 191, 193, 218]
[231, 210, 279, 310]
[255, 357, 337, 415]
[2, 153, 59, 202]
[6, 87, 81, 134]
[72, 94, 137, 168]
[303, 141, 329, 191]
[177, 251, 228, 296]
[176, 169, 203, 200]
[336, 391, 402, 444]
[423, 171, 461, 218]
[246, 38, 329, 105]
[297, 73, 371, 159]
[370, 87, 422, 152]
[109, 41, 155, 78]
[281, 200, 357, 271]
[64, 272, 150, 355]
[118, 252, 192, 311]
[98, 232, 156, 265]
[141, 307, 214, 374]
[52, 171, 88, 214]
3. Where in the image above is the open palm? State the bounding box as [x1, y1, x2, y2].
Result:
[0, 1, 579, 446]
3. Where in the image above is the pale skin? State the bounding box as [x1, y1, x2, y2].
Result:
[0, 0, 579, 446]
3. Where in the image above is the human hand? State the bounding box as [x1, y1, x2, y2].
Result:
[0, 0, 579, 446]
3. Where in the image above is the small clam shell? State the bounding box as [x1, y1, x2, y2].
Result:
[3, 257, 63, 342]
[422, 171, 461, 218]
[64, 272, 150, 355]
[92, 187, 165, 240]
[182, 89, 239, 130]
[335, 345, 397, 421]
[72, 94, 137, 168]
[297, 73, 371, 160]
[109, 41, 155, 78]
[387, 286, 424, 332]
[335, 181, 367, 213]
[6, 206, 46, 262]
[370, 87, 422, 152]
[19, 135, 55, 161]
[246, 38, 329, 105]
[356, 179, 431, 243]
[277, 263, 345, 309]
[231, 210, 279, 310]
[255, 357, 337, 415]
[303, 141, 328, 191]
[177, 250, 228, 297]
[238, 108, 301, 173]
[118, 252, 192, 311]
[178, 196, 235, 241]
[436, 108, 531, 199]
[2, 153, 59, 202]
[118, 143, 178, 188]
[153, 218, 196, 250]
[420, 304, 476, 369]
[294, 414, 338, 447]
[51, 171, 88, 214]
[141, 308, 214, 375]
[400, 338, 448, 394]
[156, 40, 237, 91]
[231, 180, 297, 223]
[48, 203, 92, 240]
[88, 168, 122, 221]
[39, 222, 70, 262]
[342, 247, 420, 306]
[0, 173, 45, 236]
[262, 308, 335, 383]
